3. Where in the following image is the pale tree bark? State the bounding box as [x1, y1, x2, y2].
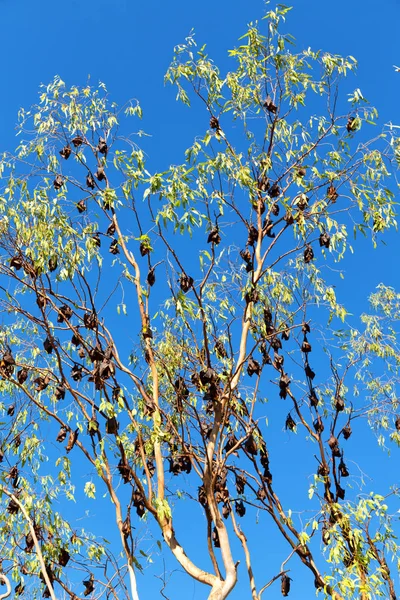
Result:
[0, 574, 11, 600]
[128, 564, 140, 600]
[114, 212, 222, 594]
[1, 489, 56, 600]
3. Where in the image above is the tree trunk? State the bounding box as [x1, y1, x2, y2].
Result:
[0, 574, 11, 599]
[208, 573, 237, 600]
[128, 563, 140, 600]
[208, 582, 225, 600]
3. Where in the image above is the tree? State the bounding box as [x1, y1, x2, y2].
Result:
[0, 3, 399, 599]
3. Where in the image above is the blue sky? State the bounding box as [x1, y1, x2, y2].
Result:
[1, 0, 400, 598]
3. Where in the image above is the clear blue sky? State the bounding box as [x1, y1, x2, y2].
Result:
[1, 1, 400, 598]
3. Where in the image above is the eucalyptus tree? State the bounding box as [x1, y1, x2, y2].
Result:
[0, 4, 399, 600]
